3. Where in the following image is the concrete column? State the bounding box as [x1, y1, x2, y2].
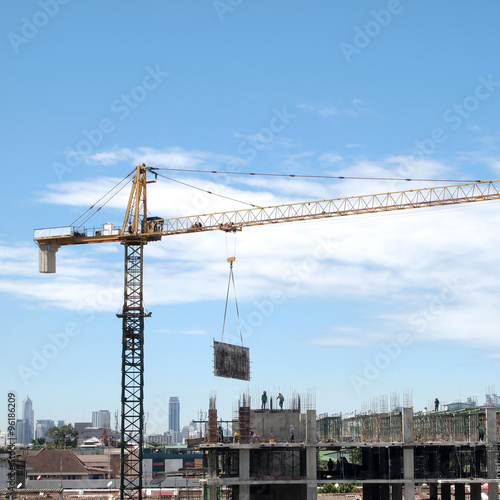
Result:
[489, 482, 500, 500]
[404, 481, 415, 500]
[207, 451, 218, 479]
[441, 483, 451, 500]
[403, 448, 414, 500]
[470, 483, 481, 500]
[402, 407, 414, 443]
[239, 449, 250, 480]
[239, 484, 250, 500]
[455, 483, 465, 500]
[306, 410, 316, 444]
[428, 483, 438, 500]
[306, 483, 317, 500]
[486, 406, 498, 500]
[305, 410, 317, 500]
[402, 408, 414, 500]
[486, 407, 496, 443]
[209, 485, 218, 499]
[306, 447, 316, 483]
[469, 411, 475, 442]
[392, 483, 403, 500]
[486, 408, 499, 500]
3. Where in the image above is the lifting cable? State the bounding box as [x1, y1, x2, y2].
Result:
[221, 256, 243, 346]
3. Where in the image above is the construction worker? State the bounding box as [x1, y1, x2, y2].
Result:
[261, 391, 268, 410]
[277, 393, 284, 410]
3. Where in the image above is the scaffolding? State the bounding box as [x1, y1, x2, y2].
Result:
[318, 407, 496, 444]
[413, 408, 485, 442]
[321, 412, 404, 443]
[250, 448, 306, 479]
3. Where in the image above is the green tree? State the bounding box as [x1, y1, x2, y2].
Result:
[45, 424, 78, 448]
[31, 437, 46, 447]
[318, 483, 357, 493]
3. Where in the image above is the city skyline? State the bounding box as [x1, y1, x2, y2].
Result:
[7, 388, 500, 442]
[8, 396, 200, 442]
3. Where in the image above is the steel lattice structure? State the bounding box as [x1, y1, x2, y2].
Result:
[117, 241, 148, 500]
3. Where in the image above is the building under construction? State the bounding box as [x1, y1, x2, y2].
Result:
[200, 393, 499, 500]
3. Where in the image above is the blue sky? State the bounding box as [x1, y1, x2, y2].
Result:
[2, 1, 500, 434]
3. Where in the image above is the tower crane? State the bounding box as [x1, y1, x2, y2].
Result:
[33, 164, 500, 500]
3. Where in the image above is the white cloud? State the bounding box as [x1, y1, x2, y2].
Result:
[298, 103, 339, 117]
[319, 153, 343, 165]
[298, 99, 375, 119]
[7, 156, 500, 355]
[83, 146, 244, 170]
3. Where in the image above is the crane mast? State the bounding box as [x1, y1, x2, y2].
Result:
[33, 165, 500, 500]
[116, 167, 149, 500]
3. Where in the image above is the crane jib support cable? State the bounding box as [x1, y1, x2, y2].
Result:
[221, 257, 243, 346]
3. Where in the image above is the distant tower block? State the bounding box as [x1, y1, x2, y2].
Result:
[38, 244, 60, 273]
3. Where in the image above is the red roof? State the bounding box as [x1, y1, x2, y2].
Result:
[25, 449, 89, 475]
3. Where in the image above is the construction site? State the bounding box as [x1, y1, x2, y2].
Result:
[200, 391, 500, 500]
[25, 166, 500, 500]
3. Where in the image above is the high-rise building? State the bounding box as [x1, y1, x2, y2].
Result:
[17, 397, 34, 444]
[35, 420, 55, 439]
[92, 410, 111, 429]
[169, 397, 180, 433]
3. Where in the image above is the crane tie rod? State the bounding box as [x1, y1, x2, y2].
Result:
[152, 167, 482, 184]
[155, 171, 261, 208]
[71, 169, 136, 229]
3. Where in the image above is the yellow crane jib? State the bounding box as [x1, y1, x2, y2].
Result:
[34, 169, 500, 273]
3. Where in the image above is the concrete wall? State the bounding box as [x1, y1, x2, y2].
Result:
[249, 410, 302, 442]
